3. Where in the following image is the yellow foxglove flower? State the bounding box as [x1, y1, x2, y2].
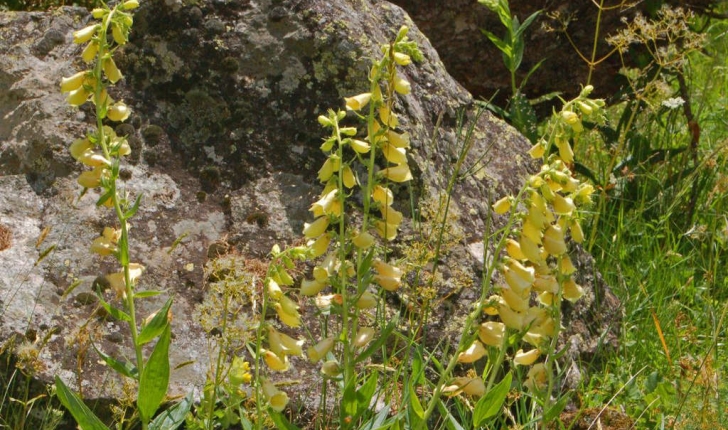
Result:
[552, 194, 575, 215]
[379, 106, 399, 127]
[102, 226, 121, 242]
[81, 42, 98, 63]
[349, 139, 370, 154]
[374, 275, 400, 292]
[69, 138, 93, 160]
[60, 71, 87, 93]
[524, 363, 547, 391]
[514, 348, 540, 366]
[380, 205, 403, 226]
[507, 259, 536, 283]
[503, 265, 534, 296]
[339, 126, 357, 136]
[372, 185, 394, 206]
[387, 130, 410, 148]
[267, 279, 283, 300]
[344, 93, 371, 111]
[342, 165, 357, 188]
[355, 291, 377, 309]
[353, 327, 375, 347]
[492, 196, 511, 214]
[315, 293, 342, 310]
[563, 176, 579, 193]
[303, 216, 330, 239]
[77, 167, 104, 188]
[279, 294, 299, 315]
[519, 234, 543, 264]
[457, 340, 486, 363]
[318, 115, 332, 127]
[112, 23, 127, 45]
[382, 141, 408, 165]
[321, 360, 343, 377]
[479, 321, 505, 347]
[500, 286, 529, 312]
[262, 349, 290, 372]
[268, 326, 304, 357]
[307, 337, 335, 362]
[563, 278, 584, 302]
[308, 233, 331, 258]
[122, 0, 139, 10]
[375, 221, 398, 241]
[533, 274, 558, 293]
[103, 58, 122, 83]
[522, 331, 545, 347]
[506, 238, 527, 260]
[91, 8, 106, 18]
[527, 206, 548, 229]
[274, 302, 301, 327]
[78, 151, 109, 167]
[498, 303, 525, 330]
[352, 230, 375, 249]
[483, 294, 505, 316]
[570, 219, 584, 243]
[443, 377, 485, 397]
[543, 224, 567, 255]
[272, 267, 294, 286]
[310, 189, 338, 217]
[317, 156, 339, 182]
[373, 260, 403, 278]
[537, 291, 554, 305]
[300, 278, 326, 296]
[73, 25, 97, 44]
[393, 75, 411, 95]
[90, 236, 117, 256]
[528, 142, 545, 158]
[107, 102, 131, 122]
[380, 163, 413, 183]
[261, 380, 289, 412]
[393, 52, 411, 66]
[67, 87, 90, 107]
[559, 255, 576, 275]
[556, 138, 574, 164]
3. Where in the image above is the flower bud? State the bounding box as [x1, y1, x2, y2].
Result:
[380, 163, 412, 183]
[492, 196, 511, 214]
[122, 0, 139, 10]
[103, 58, 123, 83]
[349, 139, 370, 154]
[342, 165, 357, 188]
[307, 337, 335, 362]
[91, 8, 106, 18]
[303, 216, 330, 239]
[353, 327, 376, 348]
[112, 23, 126, 45]
[321, 360, 343, 377]
[543, 224, 567, 255]
[387, 130, 410, 149]
[393, 76, 411, 95]
[60, 71, 87, 93]
[66, 87, 90, 107]
[81, 42, 98, 63]
[352, 230, 375, 249]
[107, 102, 131, 122]
[382, 141, 408, 165]
[372, 185, 394, 206]
[355, 291, 378, 309]
[318, 115, 332, 127]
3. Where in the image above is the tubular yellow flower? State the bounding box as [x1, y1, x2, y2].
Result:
[107, 102, 131, 122]
[77, 167, 104, 188]
[344, 93, 371, 111]
[90, 236, 117, 256]
[112, 23, 127, 46]
[355, 291, 378, 309]
[479, 321, 505, 347]
[503, 265, 534, 296]
[380, 163, 413, 182]
[267, 279, 283, 300]
[528, 142, 546, 158]
[524, 363, 547, 391]
[537, 291, 555, 305]
[393, 52, 412, 66]
[66, 87, 90, 107]
[380, 205, 403, 226]
[321, 360, 343, 377]
[563, 278, 584, 302]
[261, 380, 289, 412]
[317, 156, 339, 182]
[69, 138, 93, 160]
[103, 58, 123, 83]
[500, 287, 529, 312]
[300, 278, 326, 296]
[533, 274, 558, 293]
[60, 71, 87, 93]
[483, 294, 505, 316]
[307, 336, 335, 362]
[506, 238, 527, 260]
[379, 106, 399, 127]
[268, 326, 304, 357]
[498, 303, 525, 330]
[514, 348, 540, 366]
[393, 75, 411, 95]
[387, 130, 410, 148]
[375, 221, 398, 241]
[349, 139, 370, 154]
[81, 42, 98, 63]
[78, 151, 108, 167]
[372, 185, 394, 206]
[315, 293, 342, 310]
[310, 189, 338, 218]
[492, 196, 511, 214]
[122, 0, 140, 10]
[570, 219, 584, 243]
[73, 25, 97, 44]
[374, 275, 400, 292]
[382, 141, 408, 165]
[342, 165, 357, 188]
[559, 255, 576, 275]
[543, 224, 567, 255]
[443, 377, 485, 397]
[308, 232, 331, 258]
[353, 327, 376, 348]
[556, 138, 574, 164]
[262, 349, 290, 372]
[352, 230, 375, 249]
[519, 233, 543, 264]
[457, 340, 487, 363]
[274, 302, 301, 328]
[303, 216, 330, 239]
[552, 194, 576, 215]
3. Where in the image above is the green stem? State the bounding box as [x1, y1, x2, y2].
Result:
[586, 0, 606, 85]
[207, 277, 231, 430]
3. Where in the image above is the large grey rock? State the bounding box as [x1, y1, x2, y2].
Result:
[0, 0, 620, 409]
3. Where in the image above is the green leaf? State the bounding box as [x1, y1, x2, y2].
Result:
[137, 298, 173, 346]
[54, 376, 110, 430]
[268, 410, 301, 430]
[138, 324, 171, 422]
[359, 405, 391, 430]
[124, 194, 143, 220]
[436, 400, 465, 430]
[481, 29, 510, 56]
[96, 189, 114, 207]
[473, 372, 511, 426]
[95, 290, 132, 322]
[353, 373, 379, 422]
[134, 290, 165, 298]
[407, 381, 424, 428]
[92, 343, 138, 379]
[513, 10, 541, 40]
[543, 394, 569, 423]
[355, 320, 396, 364]
[148, 392, 193, 430]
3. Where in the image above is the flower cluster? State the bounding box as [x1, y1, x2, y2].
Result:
[257, 27, 422, 415]
[454, 86, 604, 394]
